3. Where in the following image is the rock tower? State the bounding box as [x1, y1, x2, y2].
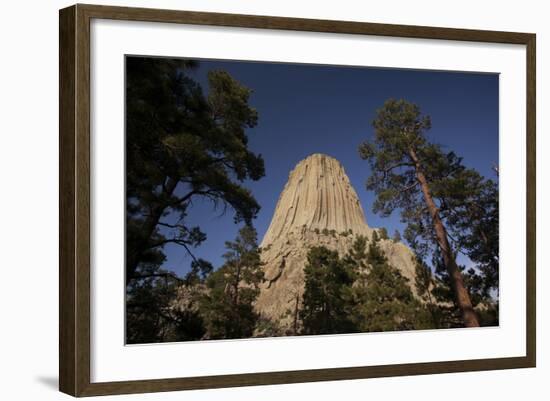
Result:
[255, 154, 418, 331]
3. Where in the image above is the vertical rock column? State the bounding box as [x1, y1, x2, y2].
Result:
[260, 153, 371, 248]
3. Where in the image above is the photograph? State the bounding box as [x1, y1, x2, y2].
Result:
[0, 0, 543, 398]
[125, 55, 500, 344]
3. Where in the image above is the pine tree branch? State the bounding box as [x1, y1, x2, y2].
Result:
[146, 238, 199, 263]
[130, 272, 185, 283]
[397, 181, 419, 194]
[383, 161, 415, 173]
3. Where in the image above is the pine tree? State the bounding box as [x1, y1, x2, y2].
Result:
[126, 265, 208, 343]
[444, 174, 499, 300]
[359, 98, 480, 327]
[378, 227, 389, 240]
[126, 270, 182, 344]
[125, 58, 265, 343]
[414, 258, 434, 305]
[392, 229, 402, 243]
[126, 58, 265, 284]
[414, 258, 449, 328]
[351, 235, 433, 332]
[300, 247, 357, 335]
[348, 235, 369, 264]
[200, 226, 264, 339]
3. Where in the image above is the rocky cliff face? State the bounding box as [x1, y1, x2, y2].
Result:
[255, 153, 418, 331]
[260, 154, 371, 246]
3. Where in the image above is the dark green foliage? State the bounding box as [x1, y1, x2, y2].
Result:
[419, 183, 500, 327]
[462, 267, 499, 327]
[254, 316, 285, 338]
[300, 235, 434, 335]
[199, 226, 264, 339]
[169, 306, 207, 341]
[126, 270, 206, 344]
[359, 98, 498, 327]
[418, 251, 472, 328]
[300, 247, 357, 335]
[126, 57, 264, 283]
[445, 177, 499, 298]
[477, 303, 499, 326]
[414, 258, 433, 302]
[378, 227, 389, 240]
[414, 258, 449, 328]
[348, 235, 369, 264]
[422, 163, 499, 303]
[350, 235, 434, 332]
[359, 99, 430, 219]
[283, 291, 304, 336]
[393, 229, 402, 243]
[126, 273, 178, 344]
[359, 99, 457, 263]
[125, 58, 266, 343]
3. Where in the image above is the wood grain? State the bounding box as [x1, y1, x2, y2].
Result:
[59, 3, 537, 397]
[59, 5, 76, 395]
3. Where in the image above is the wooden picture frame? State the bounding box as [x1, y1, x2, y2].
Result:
[59, 3, 536, 397]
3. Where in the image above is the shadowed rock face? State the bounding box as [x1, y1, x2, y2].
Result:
[255, 154, 417, 332]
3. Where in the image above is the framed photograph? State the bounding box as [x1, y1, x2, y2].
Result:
[59, 4, 536, 397]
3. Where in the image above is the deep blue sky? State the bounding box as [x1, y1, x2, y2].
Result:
[159, 59, 499, 277]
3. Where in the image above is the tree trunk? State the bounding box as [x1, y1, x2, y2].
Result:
[409, 148, 480, 327]
[293, 292, 300, 335]
[126, 177, 178, 284]
[233, 260, 242, 306]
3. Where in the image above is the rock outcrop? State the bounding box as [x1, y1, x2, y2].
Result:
[255, 153, 418, 331]
[260, 154, 371, 246]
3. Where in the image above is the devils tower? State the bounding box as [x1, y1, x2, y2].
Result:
[255, 153, 418, 331]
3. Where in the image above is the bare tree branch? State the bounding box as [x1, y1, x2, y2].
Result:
[146, 238, 199, 263]
[130, 272, 185, 283]
[383, 161, 415, 173]
[397, 181, 419, 194]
